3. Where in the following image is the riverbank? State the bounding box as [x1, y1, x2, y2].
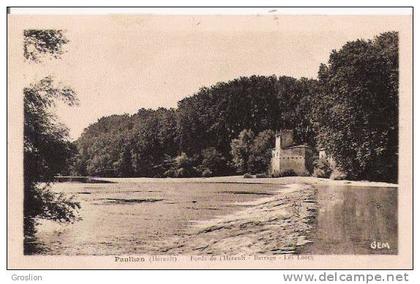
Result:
[156, 183, 317, 255]
[34, 177, 397, 255]
[97, 175, 397, 188]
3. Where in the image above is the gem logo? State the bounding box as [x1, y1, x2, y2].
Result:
[370, 240, 391, 250]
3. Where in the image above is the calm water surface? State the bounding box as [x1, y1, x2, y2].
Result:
[302, 185, 397, 255]
[32, 180, 397, 255]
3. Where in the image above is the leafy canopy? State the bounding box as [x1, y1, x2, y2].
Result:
[24, 29, 69, 62]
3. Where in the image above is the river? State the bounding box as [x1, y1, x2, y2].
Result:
[28, 179, 397, 255]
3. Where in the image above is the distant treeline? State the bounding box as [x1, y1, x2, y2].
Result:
[70, 31, 398, 182]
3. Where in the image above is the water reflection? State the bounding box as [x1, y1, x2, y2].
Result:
[303, 185, 397, 255]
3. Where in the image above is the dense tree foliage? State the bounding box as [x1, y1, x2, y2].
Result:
[74, 108, 178, 177]
[23, 30, 80, 253]
[24, 29, 69, 62]
[73, 31, 398, 182]
[74, 75, 315, 177]
[313, 32, 398, 181]
[230, 129, 256, 174]
[230, 129, 275, 174]
[24, 77, 80, 241]
[177, 75, 316, 157]
[248, 130, 276, 174]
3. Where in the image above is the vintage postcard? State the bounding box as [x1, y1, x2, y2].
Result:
[7, 7, 413, 269]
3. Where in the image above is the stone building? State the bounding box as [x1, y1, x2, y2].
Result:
[270, 130, 315, 176]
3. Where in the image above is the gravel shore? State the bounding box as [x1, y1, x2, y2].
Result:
[157, 184, 317, 255]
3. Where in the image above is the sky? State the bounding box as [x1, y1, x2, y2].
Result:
[9, 13, 411, 139]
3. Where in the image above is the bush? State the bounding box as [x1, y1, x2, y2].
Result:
[313, 157, 332, 178]
[175, 152, 193, 168]
[279, 169, 297, 177]
[175, 168, 188, 178]
[163, 153, 202, 178]
[163, 169, 175, 178]
[255, 173, 268, 178]
[243, 173, 253, 178]
[201, 147, 227, 176]
[330, 169, 347, 180]
[201, 168, 213, 177]
[174, 167, 200, 178]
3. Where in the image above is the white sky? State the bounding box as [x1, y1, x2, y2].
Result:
[9, 13, 411, 139]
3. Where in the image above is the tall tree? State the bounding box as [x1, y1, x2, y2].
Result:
[248, 130, 276, 174]
[23, 30, 80, 251]
[230, 129, 255, 174]
[77, 75, 319, 178]
[313, 31, 398, 181]
[24, 77, 80, 241]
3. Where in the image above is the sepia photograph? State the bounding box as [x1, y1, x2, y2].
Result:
[7, 7, 413, 269]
